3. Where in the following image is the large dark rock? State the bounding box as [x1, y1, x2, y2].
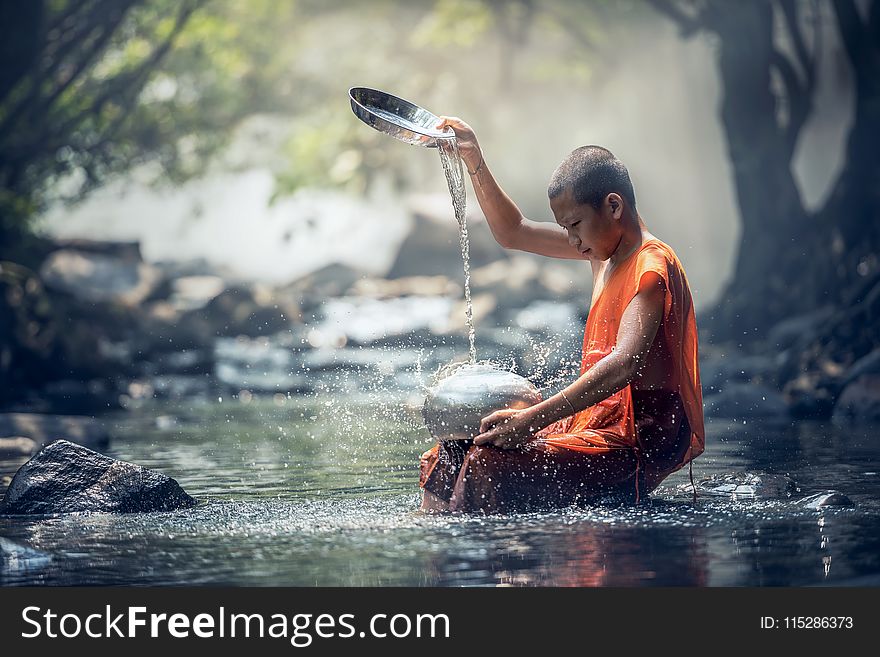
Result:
[0, 440, 196, 514]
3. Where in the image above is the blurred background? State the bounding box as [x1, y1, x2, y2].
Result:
[1, 0, 878, 435]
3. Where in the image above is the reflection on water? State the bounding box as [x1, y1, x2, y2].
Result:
[1, 397, 879, 586]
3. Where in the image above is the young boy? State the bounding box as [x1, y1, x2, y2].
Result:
[419, 117, 705, 513]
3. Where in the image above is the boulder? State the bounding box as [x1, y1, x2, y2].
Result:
[703, 382, 790, 421]
[799, 491, 854, 509]
[0, 440, 197, 514]
[39, 249, 163, 307]
[0, 413, 109, 451]
[832, 374, 880, 425]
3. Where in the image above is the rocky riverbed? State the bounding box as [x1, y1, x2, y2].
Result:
[2, 206, 879, 463]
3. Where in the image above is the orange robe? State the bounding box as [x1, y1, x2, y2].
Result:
[420, 237, 705, 512]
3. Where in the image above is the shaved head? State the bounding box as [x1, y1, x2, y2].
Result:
[548, 146, 636, 210]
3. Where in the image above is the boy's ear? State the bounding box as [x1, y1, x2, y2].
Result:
[606, 193, 623, 218]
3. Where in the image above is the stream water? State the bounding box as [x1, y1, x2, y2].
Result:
[1, 394, 878, 586]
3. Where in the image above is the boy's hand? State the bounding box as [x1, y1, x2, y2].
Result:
[474, 408, 537, 450]
[435, 116, 482, 173]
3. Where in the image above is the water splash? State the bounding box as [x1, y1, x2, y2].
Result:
[437, 138, 477, 364]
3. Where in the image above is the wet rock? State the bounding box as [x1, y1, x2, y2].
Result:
[832, 374, 880, 425]
[0, 413, 109, 451]
[0, 436, 38, 457]
[39, 249, 163, 307]
[0, 537, 52, 573]
[799, 491, 854, 509]
[0, 440, 197, 515]
[703, 382, 790, 421]
[701, 472, 798, 499]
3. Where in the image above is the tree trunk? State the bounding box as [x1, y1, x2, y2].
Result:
[812, 0, 880, 309]
[704, 3, 811, 341]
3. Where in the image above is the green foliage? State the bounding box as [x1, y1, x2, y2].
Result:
[0, 0, 640, 242]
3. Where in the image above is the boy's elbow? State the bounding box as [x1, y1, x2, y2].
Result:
[617, 352, 644, 384]
[496, 229, 521, 250]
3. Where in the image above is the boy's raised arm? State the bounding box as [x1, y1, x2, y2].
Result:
[436, 116, 584, 260]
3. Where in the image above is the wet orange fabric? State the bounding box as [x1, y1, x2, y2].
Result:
[419, 237, 704, 511]
[537, 237, 705, 483]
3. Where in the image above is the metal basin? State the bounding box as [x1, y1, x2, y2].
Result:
[349, 87, 455, 148]
[422, 363, 543, 441]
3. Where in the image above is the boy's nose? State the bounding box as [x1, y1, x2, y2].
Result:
[568, 234, 580, 248]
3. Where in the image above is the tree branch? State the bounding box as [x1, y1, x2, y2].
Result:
[0, 1, 137, 145]
[770, 49, 811, 158]
[43, 0, 202, 158]
[778, 0, 815, 89]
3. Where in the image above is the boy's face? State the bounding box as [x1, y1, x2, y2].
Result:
[550, 187, 624, 262]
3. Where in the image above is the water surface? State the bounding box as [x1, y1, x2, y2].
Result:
[2, 397, 878, 586]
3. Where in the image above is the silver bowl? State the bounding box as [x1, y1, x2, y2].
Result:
[349, 87, 455, 148]
[422, 363, 543, 441]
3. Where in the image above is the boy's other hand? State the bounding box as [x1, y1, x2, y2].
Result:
[474, 408, 536, 450]
[435, 116, 482, 172]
